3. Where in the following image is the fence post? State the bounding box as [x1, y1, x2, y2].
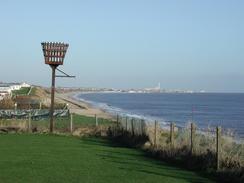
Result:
[39, 102, 42, 110]
[154, 120, 157, 147]
[143, 119, 145, 135]
[28, 113, 31, 132]
[140, 119, 144, 135]
[216, 126, 221, 171]
[116, 114, 119, 128]
[14, 102, 17, 111]
[125, 116, 128, 131]
[131, 118, 134, 136]
[190, 123, 195, 155]
[170, 122, 175, 147]
[95, 114, 98, 126]
[70, 113, 73, 133]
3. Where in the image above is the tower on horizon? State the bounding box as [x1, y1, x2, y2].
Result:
[158, 82, 161, 90]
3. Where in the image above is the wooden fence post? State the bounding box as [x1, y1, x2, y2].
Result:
[70, 113, 73, 133]
[190, 123, 195, 155]
[95, 114, 98, 126]
[141, 119, 144, 135]
[116, 114, 119, 128]
[170, 122, 175, 147]
[216, 126, 221, 171]
[131, 118, 134, 136]
[28, 113, 31, 132]
[14, 102, 17, 111]
[154, 120, 157, 147]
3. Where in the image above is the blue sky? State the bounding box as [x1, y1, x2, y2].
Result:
[0, 0, 243, 92]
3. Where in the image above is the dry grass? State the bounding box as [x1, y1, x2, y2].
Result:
[0, 119, 27, 129]
[0, 98, 15, 109]
[117, 117, 244, 182]
[72, 126, 109, 137]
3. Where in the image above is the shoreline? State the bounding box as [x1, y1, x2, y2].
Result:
[56, 91, 244, 139]
[56, 92, 114, 120]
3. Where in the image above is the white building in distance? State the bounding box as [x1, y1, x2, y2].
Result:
[0, 82, 30, 100]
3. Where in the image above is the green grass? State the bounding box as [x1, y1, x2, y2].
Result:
[72, 114, 114, 126]
[12, 87, 31, 96]
[0, 134, 215, 183]
[29, 87, 36, 96]
[30, 114, 114, 131]
[0, 114, 114, 133]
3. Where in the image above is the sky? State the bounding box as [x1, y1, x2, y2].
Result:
[0, 0, 244, 92]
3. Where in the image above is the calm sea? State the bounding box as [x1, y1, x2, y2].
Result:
[75, 93, 244, 138]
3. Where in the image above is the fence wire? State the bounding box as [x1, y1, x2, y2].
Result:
[117, 115, 244, 169]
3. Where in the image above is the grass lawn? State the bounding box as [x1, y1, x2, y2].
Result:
[0, 134, 215, 183]
[12, 87, 31, 96]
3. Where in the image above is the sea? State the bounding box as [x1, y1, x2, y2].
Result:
[74, 92, 244, 138]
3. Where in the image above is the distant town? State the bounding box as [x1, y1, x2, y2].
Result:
[0, 82, 205, 101]
[56, 83, 206, 94]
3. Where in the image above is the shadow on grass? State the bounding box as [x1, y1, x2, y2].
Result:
[80, 136, 216, 183]
[80, 137, 112, 147]
[98, 153, 213, 183]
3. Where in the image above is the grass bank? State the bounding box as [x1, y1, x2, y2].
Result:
[0, 134, 215, 183]
[12, 87, 31, 97]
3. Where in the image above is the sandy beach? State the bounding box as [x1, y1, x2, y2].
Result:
[56, 92, 114, 120]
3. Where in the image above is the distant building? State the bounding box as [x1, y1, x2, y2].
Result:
[0, 84, 12, 93]
[144, 83, 161, 93]
[0, 82, 30, 100]
[20, 82, 30, 88]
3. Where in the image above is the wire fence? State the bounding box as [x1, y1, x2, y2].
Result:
[1, 110, 243, 171]
[116, 115, 244, 171]
[0, 110, 114, 134]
